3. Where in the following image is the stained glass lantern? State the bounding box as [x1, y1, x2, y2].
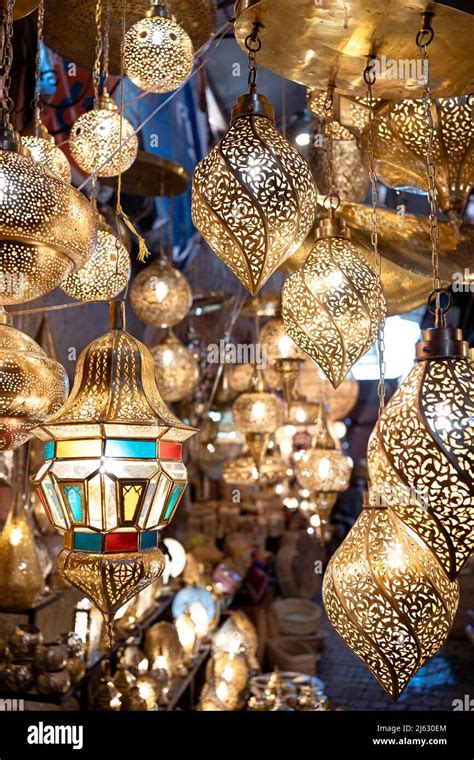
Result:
[0, 310, 68, 450]
[259, 317, 306, 407]
[32, 301, 197, 623]
[282, 216, 386, 388]
[150, 329, 199, 403]
[368, 323, 474, 580]
[323, 492, 459, 701]
[22, 122, 71, 183]
[69, 92, 138, 178]
[295, 359, 359, 421]
[361, 96, 473, 216]
[124, 2, 194, 94]
[192, 91, 317, 295]
[130, 257, 192, 328]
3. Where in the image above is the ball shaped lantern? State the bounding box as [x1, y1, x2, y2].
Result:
[150, 330, 199, 403]
[130, 257, 192, 328]
[61, 217, 130, 302]
[69, 93, 138, 178]
[192, 91, 317, 295]
[282, 217, 386, 388]
[294, 405, 352, 495]
[368, 323, 474, 581]
[22, 123, 71, 183]
[124, 4, 194, 94]
[0, 311, 68, 451]
[227, 361, 281, 393]
[259, 317, 306, 407]
[0, 121, 96, 304]
[296, 359, 359, 421]
[32, 302, 197, 623]
[323, 493, 459, 701]
[222, 453, 287, 487]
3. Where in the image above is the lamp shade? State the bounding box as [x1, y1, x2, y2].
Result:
[282, 219, 386, 388]
[323, 496, 459, 700]
[222, 453, 287, 487]
[367, 326, 474, 580]
[130, 258, 192, 328]
[22, 123, 71, 183]
[192, 92, 317, 295]
[33, 302, 197, 620]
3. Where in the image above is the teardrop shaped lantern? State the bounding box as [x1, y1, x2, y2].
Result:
[192, 24, 316, 295]
[150, 329, 199, 403]
[130, 257, 192, 328]
[323, 492, 459, 701]
[368, 323, 474, 580]
[33, 302, 197, 623]
[282, 216, 386, 388]
[124, 2, 194, 94]
[22, 122, 71, 183]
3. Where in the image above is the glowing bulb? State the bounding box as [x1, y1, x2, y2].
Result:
[295, 131, 311, 146]
[317, 457, 331, 479]
[8, 528, 22, 546]
[188, 601, 210, 638]
[154, 281, 169, 302]
[251, 401, 266, 421]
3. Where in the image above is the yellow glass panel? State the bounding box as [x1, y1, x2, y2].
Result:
[56, 439, 102, 459]
[121, 483, 145, 523]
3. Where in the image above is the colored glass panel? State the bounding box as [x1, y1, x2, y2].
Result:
[44, 481, 68, 529]
[140, 531, 157, 549]
[120, 482, 146, 523]
[159, 441, 182, 460]
[164, 484, 184, 521]
[88, 475, 103, 530]
[73, 532, 103, 552]
[147, 475, 171, 527]
[105, 532, 138, 552]
[105, 439, 156, 459]
[44, 442, 55, 460]
[61, 484, 84, 522]
[56, 440, 102, 459]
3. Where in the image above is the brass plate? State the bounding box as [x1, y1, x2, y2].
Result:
[43, 0, 216, 73]
[14, 0, 39, 19]
[234, 0, 474, 98]
[101, 150, 189, 196]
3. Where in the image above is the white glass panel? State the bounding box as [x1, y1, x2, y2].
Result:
[137, 476, 159, 529]
[102, 460, 158, 480]
[104, 475, 118, 531]
[52, 460, 99, 480]
[147, 474, 171, 528]
[87, 474, 103, 530]
[162, 461, 187, 480]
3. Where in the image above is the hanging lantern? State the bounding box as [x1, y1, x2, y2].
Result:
[294, 405, 352, 496]
[307, 89, 356, 141]
[130, 257, 192, 328]
[61, 216, 130, 302]
[222, 453, 287, 487]
[368, 321, 474, 580]
[361, 96, 473, 216]
[282, 215, 386, 388]
[0, 310, 68, 450]
[22, 123, 71, 183]
[231, 368, 283, 468]
[259, 317, 306, 408]
[192, 25, 316, 295]
[227, 362, 281, 393]
[323, 493, 459, 700]
[295, 359, 359, 421]
[69, 92, 138, 178]
[124, 2, 194, 94]
[150, 329, 199, 403]
[32, 302, 197, 624]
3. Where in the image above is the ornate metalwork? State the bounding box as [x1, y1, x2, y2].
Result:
[361, 96, 474, 215]
[294, 405, 352, 494]
[295, 359, 359, 421]
[150, 330, 199, 403]
[22, 129, 71, 183]
[222, 453, 286, 487]
[323, 497, 459, 700]
[130, 257, 192, 328]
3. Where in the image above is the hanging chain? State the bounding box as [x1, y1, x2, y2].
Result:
[32, 0, 44, 127]
[93, 0, 103, 109]
[102, 0, 111, 84]
[245, 22, 262, 93]
[363, 61, 386, 412]
[0, 0, 14, 117]
[322, 85, 340, 214]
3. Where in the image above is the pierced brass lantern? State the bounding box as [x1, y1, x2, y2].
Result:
[130, 257, 192, 328]
[192, 92, 317, 295]
[259, 317, 306, 407]
[150, 329, 199, 403]
[69, 92, 138, 178]
[294, 405, 352, 495]
[61, 216, 130, 302]
[295, 359, 359, 421]
[323, 493, 459, 701]
[22, 122, 71, 183]
[124, 2, 194, 94]
[361, 96, 473, 216]
[33, 302, 197, 623]
[0, 310, 68, 450]
[0, 119, 96, 304]
[282, 216, 386, 388]
[368, 324, 474, 581]
[222, 453, 286, 487]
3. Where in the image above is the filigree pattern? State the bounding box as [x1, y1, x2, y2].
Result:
[130, 258, 192, 328]
[282, 235, 386, 388]
[151, 333, 199, 403]
[124, 15, 194, 94]
[232, 389, 283, 435]
[368, 357, 474, 580]
[362, 96, 474, 214]
[22, 134, 71, 183]
[222, 453, 286, 486]
[295, 448, 352, 493]
[323, 505, 459, 700]
[295, 359, 359, 420]
[192, 111, 317, 295]
[61, 226, 130, 302]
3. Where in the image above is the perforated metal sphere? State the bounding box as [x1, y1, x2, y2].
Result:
[130, 258, 192, 328]
[295, 447, 352, 493]
[151, 332, 199, 403]
[22, 130, 71, 183]
[61, 221, 130, 302]
[69, 95, 138, 177]
[124, 14, 194, 94]
[232, 388, 284, 435]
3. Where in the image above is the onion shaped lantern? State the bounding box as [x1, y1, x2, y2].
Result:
[130, 257, 192, 328]
[294, 404, 352, 495]
[32, 302, 197, 623]
[323, 492, 459, 701]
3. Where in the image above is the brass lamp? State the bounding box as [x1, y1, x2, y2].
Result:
[130, 257, 192, 328]
[150, 329, 199, 403]
[23, 123, 71, 183]
[231, 367, 283, 469]
[323, 492, 459, 701]
[259, 317, 306, 409]
[33, 301, 197, 625]
[295, 359, 359, 421]
[368, 320, 474, 581]
[124, 1, 194, 94]
[222, 453, 287, 488]
[282, 214, 386, 388]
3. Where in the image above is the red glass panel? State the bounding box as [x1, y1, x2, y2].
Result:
[159, 441, 182, 460]
[105, 532, 138, 552]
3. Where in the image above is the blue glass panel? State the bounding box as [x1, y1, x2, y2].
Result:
[164, 484, 184, 521]
[140, 531, 158, 549]
[44, 442, 55, 460]
[104, 439, 156, 459]
[63, 485, 83, 522]
[73, 532, 102, 552]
